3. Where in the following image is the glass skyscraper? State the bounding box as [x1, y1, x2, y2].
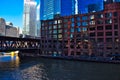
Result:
[77, 0, 104, 14]
[40, 0, 104, 20]
[61, 0, 75, 16]
[40, 0, 75, 20]
[40, 0, 54, 20]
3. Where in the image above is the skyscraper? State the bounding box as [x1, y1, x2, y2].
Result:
[36, 3, 40, 37]
[40, 0, 75, 20]
[40, 0, 54, 20]
[61, 0, 75, 16]
[40, 0, 105, 20]
[23, 0, 37, 37]
[77, 0, 104, 14]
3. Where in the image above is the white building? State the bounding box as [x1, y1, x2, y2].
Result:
[0, 18, 19, 37]
[23, 0, 37, 37]
[6, 22, 19, 37]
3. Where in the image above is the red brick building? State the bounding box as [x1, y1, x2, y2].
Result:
[41, 2, 120, 58]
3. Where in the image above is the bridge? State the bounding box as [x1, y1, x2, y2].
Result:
[0, 36, 41, 53]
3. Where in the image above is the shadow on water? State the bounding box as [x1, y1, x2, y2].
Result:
[0, 56, 120, 80]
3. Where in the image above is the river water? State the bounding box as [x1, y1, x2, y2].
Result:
[0, 56, 120, 80]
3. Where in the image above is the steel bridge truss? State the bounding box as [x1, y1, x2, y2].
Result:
[0, 36, 40, 52]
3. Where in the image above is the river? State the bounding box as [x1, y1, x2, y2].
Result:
[0, 55, 120, 80]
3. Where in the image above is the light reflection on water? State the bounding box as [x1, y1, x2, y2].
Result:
[0, 56, 120, 80]
[0, 56, 20, 69]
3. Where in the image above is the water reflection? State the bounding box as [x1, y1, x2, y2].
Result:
[0, 56, 20, 69]
[0, 57, 120, 80]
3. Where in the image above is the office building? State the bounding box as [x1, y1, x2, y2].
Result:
[41, 2, 120, 57]
[77, 0, 104, 14]
[36, 4, 40, 37]
[40, 0, 75, 20]
[23, 0, 37, 37]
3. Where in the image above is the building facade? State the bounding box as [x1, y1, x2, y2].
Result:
[36, 4, 40, 37]
[77, 0, 104, 14]
[0, 18, 19, 37]
[40, 0, 75, 20]
[0, 18, 6, 36]
[23, 0, 37, 37]
[6, 22, 19, 37]
[41, 2, 120, 57]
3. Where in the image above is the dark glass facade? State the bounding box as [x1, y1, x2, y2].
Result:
[61, 0, 75, 16]
[40, 0, 104, 20]
[78, 0, 104, 14]
[40, 0, 75, 20]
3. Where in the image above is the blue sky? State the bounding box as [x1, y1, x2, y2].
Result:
[0, 0, 39, 28]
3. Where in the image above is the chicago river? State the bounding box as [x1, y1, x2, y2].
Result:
[0, 55, 120, 80]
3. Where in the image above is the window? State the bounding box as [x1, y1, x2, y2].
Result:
[49, 30, 52, 34]
[82, 22, 88, 26]
[97, 32, 103, 36]
[53, 35, 57, 38]
[82, 27, 87, 31]
[58, 25, 61, 28]
[105, 13, 112, 18]
[90, 27, 95, 31]
[64, 24, 68, 28]
[53, 25, 57, 29]
[53, 30, 57, 34]
[105, 25, 112, 30]
[106, 38, 112, 42]
[77, 22, 81, 26]
[49, 21, 52, 25]
[114, 19, 118, 23]
[115, 31, 118, 36]
[77, 28, 81, 32]
[64, 19, 68, 23]
[64, 34, 68, 38]
[114, 12, 118, 17]
[97, 26, 103, 30]
[58, 30, 62, 33]
[54, 20, 57, 24]
[71, 23, 74, 27]
[49, 26, 52, 29]
[64, 29, 67, 33]
[89, 20, 95, 25]
[97, 38, 103, 42]
[97, 20, 103, 24]
[90, 15, 95, 20]
[58, 20, 61, 23]
[42, 23, 44, 26]
[106, 32, 112, 36]
[71, 28, 74, 32]
[105, 19, 112, 24]
[70, 34, 73, 38]
[41, 27, 44, 30]
[71, 18, 74, 22]
[114, 25, 118, 29]
[97, 14, 103, 18]
[90, 32, 95, 36]
[77, 17, 80, 21]
[82, 16, 88, 20]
